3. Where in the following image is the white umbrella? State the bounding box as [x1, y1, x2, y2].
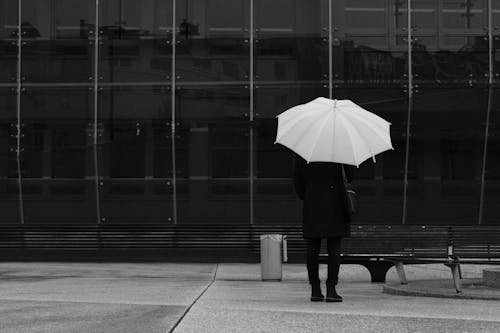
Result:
[274, 97, 393, 167]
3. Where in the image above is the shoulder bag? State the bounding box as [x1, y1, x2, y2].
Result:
[341, 165, 358, 216]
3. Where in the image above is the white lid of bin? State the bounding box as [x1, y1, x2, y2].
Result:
[260, 234, 283, 241]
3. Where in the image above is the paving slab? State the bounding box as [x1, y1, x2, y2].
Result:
[174, 264, 500, 333]
[174, 279, 500, 333]
[0, 300, 184, 333]
[0, 262, 217, 333]
[483, 268, 500, 288]
[174, 307, 500, 333]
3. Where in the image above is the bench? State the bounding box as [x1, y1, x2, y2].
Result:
[318, 225, 450, 282]
[381, 226, 500, 292]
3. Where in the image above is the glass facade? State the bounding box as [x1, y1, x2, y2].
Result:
[1, 0, 499, 226]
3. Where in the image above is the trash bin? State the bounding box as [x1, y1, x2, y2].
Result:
[260, 234, 287, 281]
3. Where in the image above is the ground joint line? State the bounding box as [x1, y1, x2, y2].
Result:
[168, 264, 219, 333]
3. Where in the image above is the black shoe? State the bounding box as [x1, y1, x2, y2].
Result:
[325, 284, 342, 302]
[310, 282, 324, 302]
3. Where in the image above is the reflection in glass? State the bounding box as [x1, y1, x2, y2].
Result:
[254, 0, 328, 82]
[492, 1, 500, 81]
[412, 0, 489, 84]
[0, 88, 20, 223]
[99, 0, 173, 83]
[483, 89, 500, 224]
[175, 0, 249, 82]
[19, 87, 97, 223]
[0, 0, 18, 83]
[175, 85, 248, 120]
[406, 87, 487, 225]
[176, 124, 250, 223]
[20, 0, 95, 82]
[332, 0, 407, 84]
[97, 86, 173, 223]
[175, 85, 250, 223]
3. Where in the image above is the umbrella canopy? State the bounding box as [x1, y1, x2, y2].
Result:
[274, 97, 393, 167]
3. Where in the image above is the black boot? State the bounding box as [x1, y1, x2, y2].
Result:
[325, 283, 342, 302]
[310, 281, 324, 302]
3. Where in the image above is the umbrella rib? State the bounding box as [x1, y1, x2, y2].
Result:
[342, 110, 393, 149]
[293, 109, 329, 159]
[338, 112, 373, 165]
[275, 107, 327, 142]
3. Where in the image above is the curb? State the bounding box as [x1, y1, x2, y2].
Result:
[383, 279, 500, 301]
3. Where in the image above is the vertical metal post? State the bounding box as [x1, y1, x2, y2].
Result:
[93, 0, 102, 224]
[16, 0, 25, 224]
[478, 0, 493, 225]
[171, 0, 178, 224]
[402, 0, 413, 225]
[328, 0, 332, 99]
[249, 0, 254, 225]
[488, 0, 493, 85]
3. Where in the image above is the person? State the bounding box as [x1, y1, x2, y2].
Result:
[293, 154, 354, 302]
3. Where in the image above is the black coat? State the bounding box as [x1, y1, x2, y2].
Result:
[293, 155, 354, 239]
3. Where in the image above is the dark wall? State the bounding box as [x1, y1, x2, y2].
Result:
[1, 0, 499, 226]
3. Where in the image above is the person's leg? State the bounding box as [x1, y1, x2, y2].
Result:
[306, 237, 322, 284]
[326, 237, 342, 285]
[326, 237, 343, 302]
[306, 237, 323, 301]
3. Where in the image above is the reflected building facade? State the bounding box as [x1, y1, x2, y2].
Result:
[1, 1, 500, 246]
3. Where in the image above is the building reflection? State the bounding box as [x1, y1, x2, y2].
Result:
[0, 0, 499, 227]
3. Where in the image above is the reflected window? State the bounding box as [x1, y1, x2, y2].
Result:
[99, 0, 172, 83]
[175, 0, 249, 82]
[20, 0, 95, 82]
[255, 0, 327, 82]
[210, 127, 248, 178]
[440, 133, 480, 180]
[256, 121, 292, 178]
[412, 0, 489, 84]
[333, 0, 407, 83]
[22, 123, 44, 178]
[52, 126, 86, 178]
[345, 0, 386, 29]
[108, 122, 146, 178]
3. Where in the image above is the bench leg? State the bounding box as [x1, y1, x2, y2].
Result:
[394, 261, 408, 285]
[361, 261, 394, 283]
[448, 263, 462, 293]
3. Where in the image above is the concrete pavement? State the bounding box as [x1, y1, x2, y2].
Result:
[0, 262, 499, 332]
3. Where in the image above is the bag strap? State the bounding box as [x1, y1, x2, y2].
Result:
[341, 165, 348, 186]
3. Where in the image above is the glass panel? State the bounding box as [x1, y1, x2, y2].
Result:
[0, 88, 20, 223]
[175, 85, 250, 223]
[97, 86, 173, 223]
[20, 87, 97, 223]
[483, 88, 500, 224]
[175, 0, 249, 82]
[492, 1, 500, 81]
[253, 85, 327, 224]
[99, 0, 173, 83]
[254, 0, 328, 82]
[406, 86, 487, 225]
[21, 0, 95, 83]
[412, 0, 489, 84]
[335, 86, 407, 224]
[0, 0, 18, 83]
[332, 0, 408, 84]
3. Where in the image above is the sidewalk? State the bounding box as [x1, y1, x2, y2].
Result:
[0, 262, 499, 333]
